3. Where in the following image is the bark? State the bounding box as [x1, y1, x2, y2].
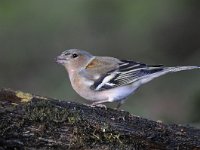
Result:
[0, 88, 199, 150]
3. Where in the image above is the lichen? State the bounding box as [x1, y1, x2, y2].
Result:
[35, 95, 48, 100]
[16, 91, 33, 102]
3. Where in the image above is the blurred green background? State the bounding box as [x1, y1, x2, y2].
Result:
[0, 0, 200, 125]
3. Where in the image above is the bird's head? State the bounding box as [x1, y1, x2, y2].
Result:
[56, 49, 93, 72]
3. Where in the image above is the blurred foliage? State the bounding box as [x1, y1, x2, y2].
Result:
[0, 0, 200, 124]
[189, 92, 200, 123]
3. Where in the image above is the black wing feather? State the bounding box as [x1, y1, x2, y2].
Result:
[90, 60, 164, 91]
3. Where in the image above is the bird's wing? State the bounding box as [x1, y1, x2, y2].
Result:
[79, 56, 121, 80]
[89, 59, 164, 91]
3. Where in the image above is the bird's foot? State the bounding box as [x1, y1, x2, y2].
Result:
[89, 102, 107, 109]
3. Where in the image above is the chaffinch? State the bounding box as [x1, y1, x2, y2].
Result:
[56, 49, 200, 108]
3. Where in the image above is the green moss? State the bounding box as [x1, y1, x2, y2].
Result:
[25, 100, 80, 124]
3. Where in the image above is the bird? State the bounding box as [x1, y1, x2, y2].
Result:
[56, 49, 200, 108]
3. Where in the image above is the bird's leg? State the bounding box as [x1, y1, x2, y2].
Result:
[90, 100, 109, 109]
[115, 99, 126, 110]
[116, 103, 122, 110]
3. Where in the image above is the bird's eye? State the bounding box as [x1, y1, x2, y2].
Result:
[72, 53, 78, 58]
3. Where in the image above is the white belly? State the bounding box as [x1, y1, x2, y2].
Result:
[100, 84, 138, 102]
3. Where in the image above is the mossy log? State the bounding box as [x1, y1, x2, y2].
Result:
[0, 89, 200, 150]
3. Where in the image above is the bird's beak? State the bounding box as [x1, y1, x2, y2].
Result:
[56, 55, 68, 65]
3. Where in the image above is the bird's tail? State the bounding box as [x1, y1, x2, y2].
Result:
[138, 66, 200, 85]
[165, 66, 200, 73]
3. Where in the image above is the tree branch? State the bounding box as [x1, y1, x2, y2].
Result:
[0, 88, 199, 149]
